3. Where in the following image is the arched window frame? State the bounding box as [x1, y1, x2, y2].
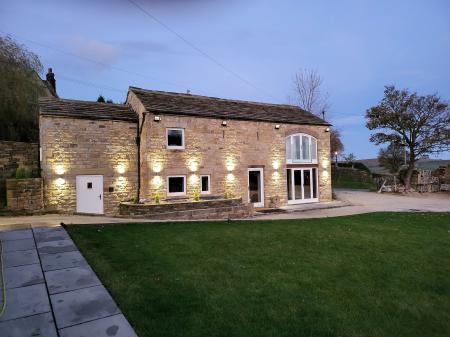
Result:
[286, 133, 317, 164]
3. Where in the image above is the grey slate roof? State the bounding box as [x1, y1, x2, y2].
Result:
[129, 87, 330, 126]
[39, 98, 137, 122]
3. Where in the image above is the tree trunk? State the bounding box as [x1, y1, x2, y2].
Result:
[404, 151, 415, 191]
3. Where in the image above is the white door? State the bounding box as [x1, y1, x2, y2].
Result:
[287, 168, 318, 204]
[76, 175, 104, 214]
[248, 168, 264, 208]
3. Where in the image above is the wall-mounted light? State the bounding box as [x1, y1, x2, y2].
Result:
[154, 115, 161, 122]
[152, 162, 162, 173]
[275, 124, 280, 129]
[189, 174, 199, 184]
[272, 160, 280, 170]
[325, 127, 330, 132]
[221, 121, 227, 127]
[152, 176, 162, 187]
[226, 173, 235, 182]
[189, 160, 199, 172]
[55, 177, 65, 187]
[116, 164, 126, 174]
[55, 165, 65, 175]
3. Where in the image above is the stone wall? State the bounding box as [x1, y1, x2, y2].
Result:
[0, 141, 39, 205]
[6, 178, 43, 213]
[40, 116, 138, 215]
[128, 91, 332, 207]
[120, 197, 253, 219]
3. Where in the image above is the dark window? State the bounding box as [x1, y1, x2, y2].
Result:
[87, 182, 92, 189]
[168, 176, 185, 194]
[201, 176, 209, 193]
[167, 129, 184, 148]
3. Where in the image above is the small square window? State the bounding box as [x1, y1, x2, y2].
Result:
[201, 175, 210, 194]
[167, 176, 186, 196]
[167, 128, 184, 149]
[87, 182, 92, 189]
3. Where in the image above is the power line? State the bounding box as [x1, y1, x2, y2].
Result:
[125, 0, 282, 103]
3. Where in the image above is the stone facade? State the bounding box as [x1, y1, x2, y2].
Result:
[40, 116, 138, 215]
[0, 141, 39, 205]
[128, 91, 332, 207]
[6, 178, 43, 213]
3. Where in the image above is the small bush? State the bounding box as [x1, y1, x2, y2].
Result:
[15, 167, 32, 179]
[153, 192, 161, 204]
[131, 195, 139, 204]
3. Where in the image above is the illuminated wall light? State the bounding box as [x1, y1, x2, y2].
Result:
[272, 160, 280, 170]
[221, 120, 227, 127]
[189, 174, 199, 184]
[275, 124, 280, 129]
[153, 162, 162, 173]
[322, 160, 329, 169]
[325, 127, 330, 132]
[154, 115, 161, 122]
[322, 171, 329, 179]
[55, 165, 65, 175]
[152, 176, 162, 188]
[226, 173, 235, 182]
[116, 164, 126, 174]
[55, 178, 65, 187]
[272, 171, 280, 181]
[189, 160, 199, 172]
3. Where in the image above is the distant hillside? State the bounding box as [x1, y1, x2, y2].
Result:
[357, 158, 450, 175]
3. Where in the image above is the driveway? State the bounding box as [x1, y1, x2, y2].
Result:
[255, 190, 450, 220]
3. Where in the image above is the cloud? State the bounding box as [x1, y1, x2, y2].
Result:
[119, 39, 182, 56]
[68, 37, 120, 69]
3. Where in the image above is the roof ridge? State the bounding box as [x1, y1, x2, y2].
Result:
[128, 86, 304, 110]
[39, 97, 129, 108]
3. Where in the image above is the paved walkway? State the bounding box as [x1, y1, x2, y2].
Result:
[0, 224, 137, 337]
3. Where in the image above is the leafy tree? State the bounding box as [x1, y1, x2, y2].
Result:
[97, 95, 106, 103]
[0, 35, 44, 142]
[378, 142, 407, 174]
[366, 86, 449, 189]
[344, 153, 356, 168]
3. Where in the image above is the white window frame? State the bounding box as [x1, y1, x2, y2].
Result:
[286, 133, 317, 164]
[166, 175, 186, 196]
[287, 168, 319, 204]
[200, 175, 211, 194]
[166, 128, 185, 149]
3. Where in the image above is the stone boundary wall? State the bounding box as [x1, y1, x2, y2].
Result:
[6, 178, 43, 213]
[120, 197, 253, 219]
[0, 141, 39, 205]
[331, 167, 373, 183]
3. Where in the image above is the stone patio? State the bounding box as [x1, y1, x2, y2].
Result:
[0, 224, 138, 337]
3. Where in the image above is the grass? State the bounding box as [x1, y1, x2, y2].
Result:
[67, 213, 450, 337]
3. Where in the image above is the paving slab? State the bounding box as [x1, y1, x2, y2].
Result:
[0, 229, 33, 241]
[0, 283, 51, 322]
[45, 265, 101, 294]
[34, 228, 70, 243]
[37, 239, 77, 254]
[31, 225, 62, 233]
[0, 312, 58, 337]
[50, 285, 120, 329]
[40, 251, 88, 272]
[2, 238, 35, 252]
[5, 263, 44, 289]
[59, 313, 137, 337]
[3, 249, 39, 267]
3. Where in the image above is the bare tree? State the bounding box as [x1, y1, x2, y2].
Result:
[330, 129, 344, 155]
[366, 85, 450, 190]
[293, 69, 329, 115]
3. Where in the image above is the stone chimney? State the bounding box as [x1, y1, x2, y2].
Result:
[46, 68, 56, 93]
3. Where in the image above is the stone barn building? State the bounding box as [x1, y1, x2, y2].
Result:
[39, 87, 332, 216]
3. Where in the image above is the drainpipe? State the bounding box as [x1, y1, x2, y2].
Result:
[136, 112, 147, 201]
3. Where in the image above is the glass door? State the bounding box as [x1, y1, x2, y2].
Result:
[287, 168, 318, 204]
[248, 168, 264, 207]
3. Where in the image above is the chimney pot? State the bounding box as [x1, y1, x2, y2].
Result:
[46, 67, 56, 94]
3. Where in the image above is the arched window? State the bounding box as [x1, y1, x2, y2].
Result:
[286, 134, 317, 164]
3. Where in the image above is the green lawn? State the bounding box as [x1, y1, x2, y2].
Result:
[66, 213, 450, 337]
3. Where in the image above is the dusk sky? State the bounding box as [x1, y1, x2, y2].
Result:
[1, 0, 449, 159]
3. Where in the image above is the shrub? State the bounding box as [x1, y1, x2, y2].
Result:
[131, 195, 139, 204]
[153, 192, 161, 204]
[15, 167, 32, 179]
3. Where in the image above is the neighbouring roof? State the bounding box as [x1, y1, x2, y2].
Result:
[129, 87, 330, 126]
[39, 98, 137, 122]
